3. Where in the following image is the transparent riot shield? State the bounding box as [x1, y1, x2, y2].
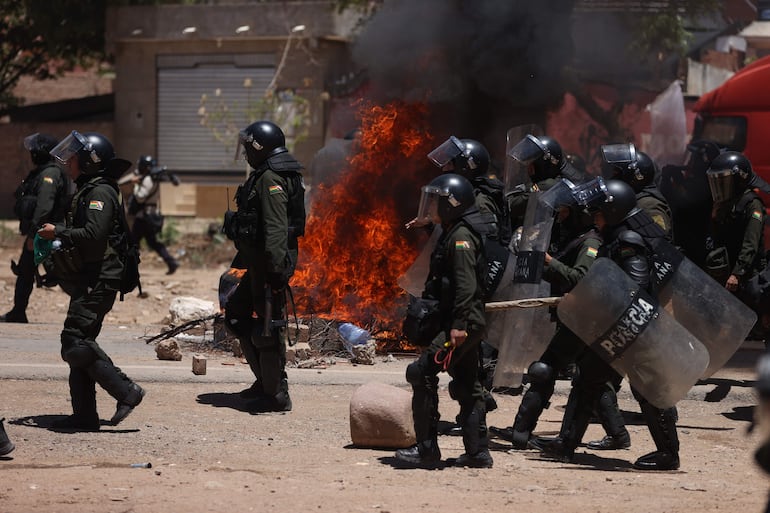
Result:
[397, 226, 442, 298]
[558, 258, 709, 409]
[492, 192, 555, 389]
[650, 237, 757, 377]
[503, 124, 543, 195]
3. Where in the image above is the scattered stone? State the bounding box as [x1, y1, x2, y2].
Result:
[168, 296, 217, 324]
[286, 342, 312, 363]
[349, 382, 415, 449]
[350, 340, 376, 365]
[155, 339, 183, 361]
[192, 354, 207, 375]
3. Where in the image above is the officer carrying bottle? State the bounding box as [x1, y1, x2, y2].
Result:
[38, 131, 145, 430]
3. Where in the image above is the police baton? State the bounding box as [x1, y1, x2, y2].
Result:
[484, 296, 562, 311]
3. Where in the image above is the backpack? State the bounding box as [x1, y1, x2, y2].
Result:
[80, 178, 142, 300]
[266, 152, 306, 241]
[461, 211, 511, 300]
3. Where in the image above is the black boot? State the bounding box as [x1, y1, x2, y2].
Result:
[493, 370, 555, 449]
[395, 439, 442, 468]
[111, 383, 145, 426]
[248, 377, 292, 412]
[0, 418, 15, 456]
[0, 310, 28, 323]
[588, 381, 630, 450]
[454, 404, 493, 468]
[53, 368, 100, 431]
[239, 380, 265, 399]
[634, 403, 680, 470]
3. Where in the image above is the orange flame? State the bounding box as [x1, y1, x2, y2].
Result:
[292, 100, 436, 329]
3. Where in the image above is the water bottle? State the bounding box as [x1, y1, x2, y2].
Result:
[338, 322, 370, 354]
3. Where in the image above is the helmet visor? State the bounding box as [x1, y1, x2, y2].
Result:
[601, 143, 639, 172]
[49, 131, 88, 164]
[414, 185, 446, 227]
[508, 134, 545, 165]
[23, 133, 40, 151]
[707, 169, 734, 203]
[234, 129, 260, 162]
[539, 177, 608, 210]
[427, 136, 464, 168]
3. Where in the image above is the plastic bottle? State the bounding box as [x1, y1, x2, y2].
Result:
[338, 322, 371, 354]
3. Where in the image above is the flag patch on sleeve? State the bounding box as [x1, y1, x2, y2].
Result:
[455, 240, 471, 250]
[752, 210, 763, 220]
[586, 247, 598, 258]
[43, 176, 54, 184]
[88, 200, 104, 211]
[268, 185, 284, 195]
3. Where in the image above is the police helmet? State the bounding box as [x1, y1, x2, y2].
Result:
[509, 134, 563, 182]
[456, 139, 490, 178]
[49, 131, 116, 175]
[236, 120, 287, 169]
[415, 173, 476, 225]
[706, 151, 754, 203]
[587, 179, 638, 226]
[24, 133, 59, 166]
[138, 155, 155, 173]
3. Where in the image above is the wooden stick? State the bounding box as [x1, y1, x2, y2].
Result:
[485, 296, 562, 311]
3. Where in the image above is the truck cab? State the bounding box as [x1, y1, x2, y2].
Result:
[693, 55, 770, 184]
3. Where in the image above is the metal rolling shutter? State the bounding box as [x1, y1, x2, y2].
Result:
[157, 54, 275, 174]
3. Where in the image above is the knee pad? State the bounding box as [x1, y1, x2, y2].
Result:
[527, 361, 553, 385]
[405, 360, 425, 386]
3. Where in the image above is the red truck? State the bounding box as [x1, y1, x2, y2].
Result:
[693, 55, 770, 182]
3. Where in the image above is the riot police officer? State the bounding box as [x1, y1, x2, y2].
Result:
[124, 155, 179, 275]
[425, 136, 508, 416]
[223, 120, 305, 413]
[489, 182, 628, 450]
[2, 133, 67, 323]
[38, 131, 145, 430]
[660, 140, 722, 267]
[705, 151, 767, 295]
[428, 136, 511, 246]
[507, 134, 585, 231]
[395, 173, 492, 468]
[541, 180, 680, 470]
[601, 143, 673, 239]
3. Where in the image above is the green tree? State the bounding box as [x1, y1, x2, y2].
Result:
[0, 0, 175, 113]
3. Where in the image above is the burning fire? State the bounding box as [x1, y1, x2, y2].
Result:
[292, 100, 437, 330]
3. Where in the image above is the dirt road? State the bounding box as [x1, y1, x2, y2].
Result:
[1, 236, 769, 513]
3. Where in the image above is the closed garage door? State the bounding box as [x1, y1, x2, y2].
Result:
[157, 53, 275, 175]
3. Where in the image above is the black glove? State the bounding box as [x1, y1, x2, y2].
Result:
[267, 272, 287, 291]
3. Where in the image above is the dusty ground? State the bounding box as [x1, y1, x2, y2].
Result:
[1, 229, 769, 513]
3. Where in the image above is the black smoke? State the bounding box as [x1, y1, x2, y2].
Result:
[351, 0, 577, 156]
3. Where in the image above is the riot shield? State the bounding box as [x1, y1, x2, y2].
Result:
[558, 257, 709, 409]
[492, 191, 555, 389]
[650, 236, 757, 377]
[397, 226, 442, 298]
[503, 124, 543, 195]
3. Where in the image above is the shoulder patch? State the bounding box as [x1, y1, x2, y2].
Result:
[585, 247, 598, 258]
[268, 184, 284, 195]
[43, 176, 54, 184]
[455, 240, 472, 250]
[752, 210, 763, 221]
[88, 200, 104, 211]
